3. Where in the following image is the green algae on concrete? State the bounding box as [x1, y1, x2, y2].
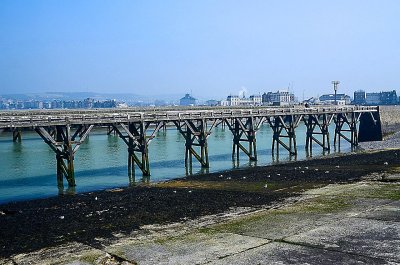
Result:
[10, 242, 111, 265]
[3, 180, 398, 264]
[305, 181, 400, 200]
[357, 201, 400, 222]
[155, 180, 276, 193]
[324, 182, 400, 200]
[0, 259, 14, 265]
[105, 232, 269, 265]
[156, 179, 329, 195]
[204, 195, 351, 240]
[106, 180, 400, 264]
[205, 181, 399, 241]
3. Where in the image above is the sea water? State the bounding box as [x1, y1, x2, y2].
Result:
[0, 124, 350, 204]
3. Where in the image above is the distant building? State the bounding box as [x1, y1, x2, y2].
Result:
[180, 94, 197, 106]
[262, 90, 295, 106]
[221, 94, 262, 106]
[43, 102, 52, 109]
[205, 99, 219, 106]
[223, 95, 240, 106]
[0, 98, 118, 110]
[364, 90, 398, 105]
[353, 90, 366, 105]
[365, 93, 381, 105]
[249, 95, 262, 105]
[319, 94, 351, 105]
[83, 98, 94, 108]
[380, 90, 397, 105]
[94, 99, 117, 108]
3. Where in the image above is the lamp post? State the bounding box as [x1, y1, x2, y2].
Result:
[332, 81, 340, 105]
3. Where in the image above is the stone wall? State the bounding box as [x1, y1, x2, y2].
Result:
[379, 106, 400, 135]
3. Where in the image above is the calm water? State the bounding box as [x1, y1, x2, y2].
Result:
[0, 124, 351, 204]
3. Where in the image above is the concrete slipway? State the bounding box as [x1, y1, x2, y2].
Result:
[4, 176, 399, 265]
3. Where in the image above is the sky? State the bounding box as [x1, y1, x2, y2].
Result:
[0, 0, 399, 100]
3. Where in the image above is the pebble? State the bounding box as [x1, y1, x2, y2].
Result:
[59, 216, 64, 220]
[384, 162, 388, 165]
[315, 168, 319, 171]
[173, 190, 177, 193]
[300, 171, 305, 173]
[264, 184, 268, 188]
[325, 171, 330, 173]
[277, 173, 280, 176]
[227, 177, 231, 180]
[95, 197, 98, 201]
[242, 176, 246, 179]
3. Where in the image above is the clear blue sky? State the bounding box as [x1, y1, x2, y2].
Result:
[1, 0, 399, 99]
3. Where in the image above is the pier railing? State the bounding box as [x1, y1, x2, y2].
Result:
[0, 106, 378, 128]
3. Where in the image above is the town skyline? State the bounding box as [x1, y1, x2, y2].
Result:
[0, 82, 398, 101]
[1, 87, 398, 110]
[1, 1, 400, 99]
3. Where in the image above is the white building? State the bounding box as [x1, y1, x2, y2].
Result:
[318, 94, 351, 105]
[221, 95, 262, 106]
[262, 90, 295, 106]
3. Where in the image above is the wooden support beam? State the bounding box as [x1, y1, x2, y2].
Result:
[35, 124, 93, 187]
[12, 128, 22, 142]
[334, 112, 359, 149]
[226, 117, 258, 162]
[174, 119, 210, 169]
[207, 119, 218, 136]
[268, 115, 297, 157]
[304, 114, 331, 155]
[73, 125, 94, 153]
[147, 121, 165, 145]
[114, 121, 152, 177]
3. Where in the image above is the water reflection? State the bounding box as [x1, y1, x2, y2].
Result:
[185, 166, 209, 177]
[58, 186, 76, 196]
[128, 174, 151, 186]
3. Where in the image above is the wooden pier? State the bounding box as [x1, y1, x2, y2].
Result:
[0, 106, 382, 187]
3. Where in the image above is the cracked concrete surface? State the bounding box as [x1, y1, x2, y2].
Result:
[2, 180, 399, 265]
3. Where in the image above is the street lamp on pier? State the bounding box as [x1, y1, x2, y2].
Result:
[332, 81, 340, 105]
